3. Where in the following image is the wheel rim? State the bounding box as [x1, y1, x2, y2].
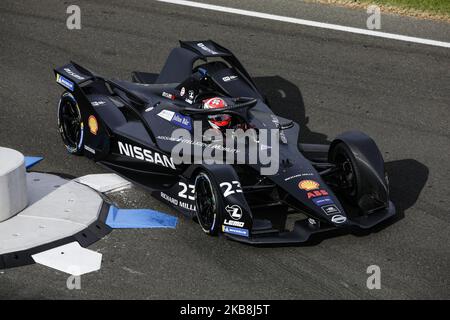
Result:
[335, 152, 357, 197]
[195, 173, 217, 232]
[61, 100, 81, 148]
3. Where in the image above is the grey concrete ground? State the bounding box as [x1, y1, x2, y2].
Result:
[0, 0, 449, 299]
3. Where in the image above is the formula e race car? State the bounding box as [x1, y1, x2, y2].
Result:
[54, 40, 396, 244]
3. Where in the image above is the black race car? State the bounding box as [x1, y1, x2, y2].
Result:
[54, 40, 395, 244]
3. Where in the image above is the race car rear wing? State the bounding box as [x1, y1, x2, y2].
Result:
[55, 62, 150, 108]
[178, 40, 262, 99]
[180, 40, 233, 58]
[54, 61, 98, 92]
[54, 61, 157, 143]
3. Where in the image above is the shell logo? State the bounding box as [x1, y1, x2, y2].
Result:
[298, 180, 319, 191]
[88, 115, 98, 135]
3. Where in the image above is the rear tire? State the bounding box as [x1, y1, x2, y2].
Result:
[194, 171, 223, 235]
[57, 92, 84, 155]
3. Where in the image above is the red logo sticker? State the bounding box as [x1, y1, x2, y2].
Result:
[307, 189, 329, 199]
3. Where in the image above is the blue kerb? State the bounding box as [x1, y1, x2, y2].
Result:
[106, 206, 178, 229]
[24, 156, 44, 169]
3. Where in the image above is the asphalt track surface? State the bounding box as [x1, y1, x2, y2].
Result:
[0, 0, 449, 299]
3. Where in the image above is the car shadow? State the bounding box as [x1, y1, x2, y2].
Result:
[360, 159, 429, 232]
[327, 159, 429, 242]
[254, 75, 330, 145]
[252, 76, 429, 246]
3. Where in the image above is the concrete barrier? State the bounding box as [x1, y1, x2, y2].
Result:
[0, 147, 28, 221]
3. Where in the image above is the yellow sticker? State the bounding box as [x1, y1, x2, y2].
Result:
[88, 115, 98, 135]
[298, 180, 319, 191]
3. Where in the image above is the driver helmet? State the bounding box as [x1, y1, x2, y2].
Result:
[202, 97, 231, 129]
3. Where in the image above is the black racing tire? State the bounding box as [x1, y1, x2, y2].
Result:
[194, 171, 223, 235]
[57, 92, 84, 155]
[328, 142, 363, 205]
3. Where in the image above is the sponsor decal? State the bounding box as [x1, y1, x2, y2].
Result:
[157, 109, 175, 121]
[145, 106, 154, 112]
[197, 42, 218, 55]
[331, 214, 347, 224]
[91, 101, 106, 106]
[160, 191, 178, 206]
[118, 141, 176, 170]
[179, 201, 195, 211]
[322, 204, 341, 215]
[225, 204, 243, 220]
[284, 173, 314, 181]
[157, 110, 192, 130]
[270, 115, 288, 144]
[171, 113, 192, 130]
[180, 87, 186, 96]
[312, 196, 334, 206]
[162, 91, 175, 100]
[157, 135, 239, 154]
[184, 98, 193, 104]
[223, 219, 244, 228]
[56, 74, 74, 91]
[220, 181, 243, 197]
[222, 75, 238, 82]
[178, 182, 195, 201]
[160, 191, 195, 211]
[88, 115, 98, 135]
[307, 189, 329, 199]
[63, 68, 85, 80]
[298, 180, 320, 191]
[84, 145, 95, 154]
[222, 225, 249, 238]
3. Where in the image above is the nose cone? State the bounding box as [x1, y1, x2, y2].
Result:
[297, 179, 349, 227]
[272, 163, 349, 227]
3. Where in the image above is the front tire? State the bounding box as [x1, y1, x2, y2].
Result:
[328, 142, 362, 205]
[57, 92, 84, 155]
[194, 171, 223, 235]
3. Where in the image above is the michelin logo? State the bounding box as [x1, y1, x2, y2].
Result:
[56, 74, 74, 91]
[118, 141, 176, 170]
[222, 226, 249, 238]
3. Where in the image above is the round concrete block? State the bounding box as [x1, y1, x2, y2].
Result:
[0, 147, 28, 221]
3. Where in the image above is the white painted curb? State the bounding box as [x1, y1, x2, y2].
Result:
[0, 147, 28, 222]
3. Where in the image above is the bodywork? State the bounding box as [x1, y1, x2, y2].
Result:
[54, 40, 395, 244]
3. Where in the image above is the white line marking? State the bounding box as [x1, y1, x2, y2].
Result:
[158, 0, 450, 49]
